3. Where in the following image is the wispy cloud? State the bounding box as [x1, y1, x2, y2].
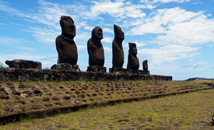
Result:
[0, 0, 25, 17]
[85, 1, 148, 19]
[126, 7, 214, 66]
[0, 22, 6, 25]
[103, 37, 113, 43]
[140, 0, 190, 4]
[139, 44, 200, 64]
[103, 28, 114, 34]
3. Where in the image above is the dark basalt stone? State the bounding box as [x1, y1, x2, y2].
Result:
[142, 60, 150, 74]
[63, 96, 70, 100]
[87, 26, 104, 67]
[87, 66, 106, 73]
[33, 104, 42, 109]
[51, 63, 80, 71]
[56, 16, 78, 65]
[33, 89, 42, 96]
[42, 97, 50, 102]
[112, 24, 124, 69]
[0, 88, 9, 99]
[0, 68, 172, 81]
[109, 68, 127, 73]
[5, 107, 14, 112]
[127, 43, 139, 72]
[52, 96, 59, 101]
[5, 59, 42, 69]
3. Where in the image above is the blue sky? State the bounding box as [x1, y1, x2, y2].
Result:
[0, 0, 214, 80]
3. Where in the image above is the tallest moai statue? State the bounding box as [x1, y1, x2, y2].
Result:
[55, 16, 78, 65]
[109, 24, 126, 73]
[52, 16, 80, 71]
[112, 24, 124, 69]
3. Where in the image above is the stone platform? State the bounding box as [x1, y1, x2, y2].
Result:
[87, 66, 106, 73]
[0, 68, 172, 81]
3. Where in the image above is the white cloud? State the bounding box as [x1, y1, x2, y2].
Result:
[86, 1, 147, 19]
[29, 27, 58, 45]
[103, 28, 114, 33]
[104, 46, 111, 52]
[139, 44, 200, 64]
[135, 41, 146, 47]
[156, 15, 214, 45]
[77, 45, 87, 50]
[102, 37, 113, 43]
[0, 37, 36, 51]
[124, 41, 146, 48]
[84, 26, 94, 31]
[0, 36, 24, 45]
[75, 32, 90, 42]
[0, 1, 25, 17]
[129, 7, 202, 35]
[129, 7, 214, 46]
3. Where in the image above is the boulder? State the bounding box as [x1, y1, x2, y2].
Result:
[5, 59, 42, 69]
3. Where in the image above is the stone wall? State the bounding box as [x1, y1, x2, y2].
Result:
[0, 68, 172, 81]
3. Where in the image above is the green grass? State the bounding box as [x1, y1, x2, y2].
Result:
[1, 89, 214, 130]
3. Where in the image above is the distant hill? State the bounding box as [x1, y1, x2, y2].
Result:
[185, 77, 214, 81]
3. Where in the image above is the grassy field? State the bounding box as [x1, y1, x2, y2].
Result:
[1, 88, 214, 130]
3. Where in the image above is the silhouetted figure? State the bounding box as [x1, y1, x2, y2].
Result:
[127, 43, 139, 72]
[55, 16, 77, 65]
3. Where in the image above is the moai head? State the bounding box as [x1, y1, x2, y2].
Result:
[60, 16, 76, 38]
[92, 26, 103, 41]
[129, 43, 137, 56]
[114, 24, 124, 40]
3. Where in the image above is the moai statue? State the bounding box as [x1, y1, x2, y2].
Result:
[127, 43, 139, 72]
[143, 60, 150, 74]
[56, 16, 77, 65]
[52, 16, 80, 71]
[87, 26, 106, 72]
[110, 24, 125, 73]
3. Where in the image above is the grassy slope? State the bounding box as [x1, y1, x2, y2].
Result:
[1, 88, 214, 130]
[0, 80, 211, 117]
